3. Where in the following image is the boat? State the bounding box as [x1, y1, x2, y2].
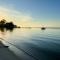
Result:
[41, 27, 46, 30]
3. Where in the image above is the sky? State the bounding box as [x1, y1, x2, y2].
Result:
[0, 0, 60, 27]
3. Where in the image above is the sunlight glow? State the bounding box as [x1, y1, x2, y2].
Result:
[0, 6, 60, 27]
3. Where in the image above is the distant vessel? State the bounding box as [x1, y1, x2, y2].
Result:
[41, 27, 46, 30]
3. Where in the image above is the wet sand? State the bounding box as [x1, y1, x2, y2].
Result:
[0, 41, 20, 60]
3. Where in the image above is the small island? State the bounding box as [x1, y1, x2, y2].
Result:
[0, 19, 20, 29]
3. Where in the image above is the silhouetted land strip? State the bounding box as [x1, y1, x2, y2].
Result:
[0, 19, 20, 29]
[46, 27, 60, 29]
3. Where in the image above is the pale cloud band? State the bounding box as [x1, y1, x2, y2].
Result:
[0, 6, 60, 27]
[0, 6, 34, 27]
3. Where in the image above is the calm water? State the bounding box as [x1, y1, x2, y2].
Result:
[0, 28, 60, 60]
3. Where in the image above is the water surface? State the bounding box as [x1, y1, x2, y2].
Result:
[0, 28, 60, 60]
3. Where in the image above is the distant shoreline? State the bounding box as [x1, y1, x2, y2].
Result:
[20, 27, 60, 29]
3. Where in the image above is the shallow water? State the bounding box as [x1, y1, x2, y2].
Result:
[0, 28, 60, 60]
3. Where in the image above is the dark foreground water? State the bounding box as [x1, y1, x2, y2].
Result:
[0, 28, 60, 60]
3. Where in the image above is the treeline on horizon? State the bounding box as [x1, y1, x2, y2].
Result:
[0, 19, 20, 29]
[0, 19, 60, 29]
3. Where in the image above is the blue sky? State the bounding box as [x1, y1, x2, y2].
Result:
[0, 0, 60, 27]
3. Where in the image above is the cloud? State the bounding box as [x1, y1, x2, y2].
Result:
[0, 6, 33, 27]
[0, 6, 59, 27]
